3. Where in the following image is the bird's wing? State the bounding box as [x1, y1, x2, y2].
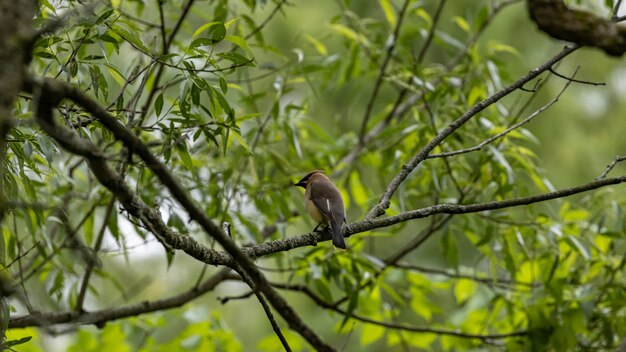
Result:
[309, 181, 345, 225]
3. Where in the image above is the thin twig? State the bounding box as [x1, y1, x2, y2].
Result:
[597, 155, 626, 179]
[333, 0, 523, 176]
[612, 0, 624, 19]
[219, 291, 254, 304]
[548, 67, 605, 86]
[416, 0, 447, 63]
[75, 197, 116, 312]
[234, 266, 293, 352]
[392, 263, 539, 288]
[357, 0, 411, 143]
[135, 0, 197, 127]
[245, 0, 289, 40]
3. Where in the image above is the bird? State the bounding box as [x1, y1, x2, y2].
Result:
[294, 170, 347, 249]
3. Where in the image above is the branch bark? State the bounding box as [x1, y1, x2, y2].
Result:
[0, 1, 36, 225]
[528, 0, 626, 56]
[9, 268, 232, 328]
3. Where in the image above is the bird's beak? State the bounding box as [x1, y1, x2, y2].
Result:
[294, 180, 306, 188]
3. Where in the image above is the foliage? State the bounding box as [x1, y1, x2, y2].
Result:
[2, 0, 626, 351]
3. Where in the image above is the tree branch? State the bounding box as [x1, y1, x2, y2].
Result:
[0, 1, 36, 226]
[365, 45, 578, 219]
[26, 76, 335, 352]
[427, 66, 577, 159]
[391, 263, 539, 288]
[528, 0, 626, 56]
[224, 173, 626, 260]
[9, 268, 232, 328]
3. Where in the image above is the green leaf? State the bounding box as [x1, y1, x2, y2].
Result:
[453, 16, 471, 33]
[5, 336, 33, 348]
[112, 26, 151, 53]
[329, 24, 370, 47]
[231, 132, 252, 154]
[340, 287, 360, 330]
[379, 0, 396, 27]
[167, 212, 188, 235]
[219, 76, 228, 93]
[211, 22, 227, 43]
[33, 50, 55, 59]
[192, 21, 221, 39]
[565, 235, 590, 260]
[176, 142, 194, 171]
[84, 210, 94, 245]
[314, 279, 333, 302]
[224, 35, 253, 56]
[1, 297, 9, 331]
[216, 52, 254, 66]
[108, 212, 120, 240]
[361, 323, 385, 346]
[454, 278, 477, 304]
[104, 63, 126, 87]
[189, 37, 217, 48]
[155, 93, 164, 117]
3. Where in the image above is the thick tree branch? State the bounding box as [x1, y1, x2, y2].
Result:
[9, 268, 232, 328]
[26, 77, 335, 351]
[528, 0, 626, 56]
[20, 84, 626, 271]
[0, 1, 36, 225]
[229, 173, 626, 260]
[351, 174, 626, 233]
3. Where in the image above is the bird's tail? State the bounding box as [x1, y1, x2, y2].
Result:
[331, 221, 346, 249]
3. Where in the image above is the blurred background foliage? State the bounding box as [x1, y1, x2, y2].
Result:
[4, 0, 626, 351]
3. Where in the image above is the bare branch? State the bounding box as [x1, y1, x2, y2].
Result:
[9, 268, 232, 328]
[598, 155, 626, 180]
[548, 67, 605, 86]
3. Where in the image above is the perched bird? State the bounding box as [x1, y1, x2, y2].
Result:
[295, 170, 347, 249]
